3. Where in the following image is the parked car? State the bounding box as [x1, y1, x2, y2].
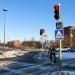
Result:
[44, 44, 50, 50]
[55, 47, 71, 52]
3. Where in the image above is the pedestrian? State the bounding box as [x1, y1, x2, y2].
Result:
[49, 45, 56, 63]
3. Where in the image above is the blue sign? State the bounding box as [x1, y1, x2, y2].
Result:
[56, 22, 63, 29]
[55, 29, 64, 40]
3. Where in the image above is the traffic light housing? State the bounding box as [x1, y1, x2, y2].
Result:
[40, 29, 44, 35]
[54, 5, 60, 20]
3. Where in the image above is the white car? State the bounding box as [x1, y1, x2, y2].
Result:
[56, 47, 71, 52]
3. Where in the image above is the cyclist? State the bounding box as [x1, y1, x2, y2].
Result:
[49, 44, 56, 63]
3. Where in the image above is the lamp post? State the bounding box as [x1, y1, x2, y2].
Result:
[3, 8, 8, 50]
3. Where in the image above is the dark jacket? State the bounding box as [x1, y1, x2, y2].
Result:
[49, 46, 56, 54]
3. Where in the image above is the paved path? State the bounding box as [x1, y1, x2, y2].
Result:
[0, 51, 75, 75]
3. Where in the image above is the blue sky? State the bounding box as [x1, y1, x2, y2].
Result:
[0, 0, 75, 42]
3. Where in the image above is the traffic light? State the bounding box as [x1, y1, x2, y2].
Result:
[40, 29, 44, 35]
[54, 5, 60, 20]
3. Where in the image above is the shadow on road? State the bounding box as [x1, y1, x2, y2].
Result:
[0, 51, 75, 75]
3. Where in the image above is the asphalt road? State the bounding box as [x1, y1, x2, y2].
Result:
[0, 51, 75, 75]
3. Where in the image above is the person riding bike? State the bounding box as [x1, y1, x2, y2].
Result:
[49, 45, 56, 63]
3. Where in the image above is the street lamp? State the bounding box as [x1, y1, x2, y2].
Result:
[3, 8, 8, 50]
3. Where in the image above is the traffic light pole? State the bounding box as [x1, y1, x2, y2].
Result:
[40, 29, 44, 50]
[54, 3, 62, 70]
[57, 19, 62, 65]
[59, 40, 62, 64]
[41, 34, 43, 50]
[58, 3, 62, 67]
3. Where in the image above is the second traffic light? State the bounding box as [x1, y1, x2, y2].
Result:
[54, 5, 60, 20]
[40, 29, 44, 35]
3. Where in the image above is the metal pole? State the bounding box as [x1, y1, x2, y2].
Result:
[3, 8, 8, 50]
[59, 40, 62, 64]
[58, 3, 62, 65]
[4, 10, 5, 49]
[58, 19, 62, 64]
[57, 3, 62, 65]
[42, 34, 43, 50]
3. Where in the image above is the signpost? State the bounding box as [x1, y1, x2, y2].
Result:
[40, 29, 44, 49]
[54, 4, 64, 65]
[55, 29, 64, 65]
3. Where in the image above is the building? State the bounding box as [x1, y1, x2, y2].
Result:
[62, 26, 75, 48]
[9, 40, 21, 48]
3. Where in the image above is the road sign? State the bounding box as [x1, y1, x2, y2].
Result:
[55, 29, 64, 40]
[56, 22, 63, 29]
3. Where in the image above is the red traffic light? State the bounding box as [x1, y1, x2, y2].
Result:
[54, 5, 59, 11]
[54, 5, 60, 20]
